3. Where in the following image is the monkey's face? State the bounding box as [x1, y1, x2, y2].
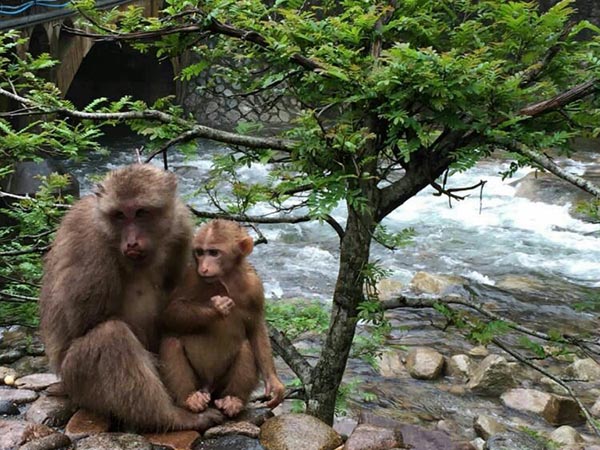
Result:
[109, 204, 164, 264]
[193, 246, 226, 281]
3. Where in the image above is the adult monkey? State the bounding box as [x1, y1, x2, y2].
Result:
[39, 164, 222, 431]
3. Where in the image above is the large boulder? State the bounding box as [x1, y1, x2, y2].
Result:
[446, 354, 473, 379]
[0, 418, 56, 450]
[343, 423, 402, 450]
[466, 355, 516, 396]
[76, 433, 152, 450]
[259, 414, 343, 450]
[549, 425, 584, 447]
[501, 388, 584, 426]
[409, 272, 463, 295]
[565, 358, 600, 381]
[485, 431, 546, 450]
[472, 415, 506, 440]
[24, 394, 76, 427]
[406, 347, 445, 380]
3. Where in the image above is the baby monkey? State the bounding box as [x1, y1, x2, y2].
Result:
[160, 219, 285, 417]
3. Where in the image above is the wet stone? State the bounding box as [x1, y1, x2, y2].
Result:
[66, 409, 111, 440]
[19, 432, 71, 450]
[259, 413, 343, 450]
[0, 366, 18, 382]
[0, 387, 38, 404]
[343, 423, 402, 450]
[12, 356, 49, 376]
[467, 355, 516, 396]
[144, 430, 200, 450]
[25, 395, 76, 427]
[16, 373, 60, 391]
[406, 347, 445, 380]
[0, 348, 25, 364]
[0, 399, 19, 415]
[204, 421, 260, 439]
[76, 432, 153, 450]
[195, 435, 265, 450]
[486, 431, 545, 450]
[0, 418, 55, 450]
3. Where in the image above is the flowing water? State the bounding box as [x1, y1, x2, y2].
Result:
[67, 135, 600, 441]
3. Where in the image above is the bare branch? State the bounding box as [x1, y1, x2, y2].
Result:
[519, 79, 598, 117]
[0, 292, 38, 302]
[505, 143, 600, 198]
[189, 207, 344, 240]
[268, 324, 313, 387]
[0, 88, 295, 152]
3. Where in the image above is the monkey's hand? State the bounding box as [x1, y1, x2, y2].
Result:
[265, 376, 286, 409]
[210, 295, 235, 316]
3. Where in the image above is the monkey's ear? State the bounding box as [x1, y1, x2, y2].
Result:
[238, 236, 254, 256]
[93, 183, 106, 198]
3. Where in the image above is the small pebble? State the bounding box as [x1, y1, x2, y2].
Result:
[4, 375, 15, 385]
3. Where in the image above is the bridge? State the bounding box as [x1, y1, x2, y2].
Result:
[0, 0, 169, 102]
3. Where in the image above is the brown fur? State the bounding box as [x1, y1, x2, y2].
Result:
[39, 164, 223, 431]
[160, 219, 285, 417]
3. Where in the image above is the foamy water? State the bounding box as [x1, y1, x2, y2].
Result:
[70, 139, 600, 299]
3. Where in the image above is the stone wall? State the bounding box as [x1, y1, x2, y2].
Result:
[180, 58, 299, 133]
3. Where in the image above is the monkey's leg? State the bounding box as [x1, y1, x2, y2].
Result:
[214, 341, 259, 417]
[61, 320, 222, 432]
[159, 337, 211, 413]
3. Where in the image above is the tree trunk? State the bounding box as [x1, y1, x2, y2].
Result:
[306, 200, 377, 424]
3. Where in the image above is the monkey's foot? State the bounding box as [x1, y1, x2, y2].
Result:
[214, 395, 244, 417]
[185, 391, 211, 413]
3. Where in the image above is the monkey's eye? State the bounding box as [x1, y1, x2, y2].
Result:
[194, 249, 204, 257]
[112, 211, 126, 220]
[207, 249, 220, 257]
[135, 209, 151, 219]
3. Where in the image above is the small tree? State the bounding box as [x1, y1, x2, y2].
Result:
[1, 0, 600, 425]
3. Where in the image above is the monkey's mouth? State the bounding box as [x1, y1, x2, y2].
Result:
[199, 275, 219, 283]
[124, 250, 147, 261]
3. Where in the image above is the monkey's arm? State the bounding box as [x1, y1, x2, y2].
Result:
[162, 298, 221, 333]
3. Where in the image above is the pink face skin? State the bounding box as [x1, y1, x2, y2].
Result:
[112, 204, 154, 262]
[194, 246, 225, 282]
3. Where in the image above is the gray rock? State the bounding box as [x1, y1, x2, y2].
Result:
[0, 160, 79, 198]
[591, 396, 600, 417]
[12, 357, 49, 377]
[485, 431, 546, 450]
[16, 373, 60, 392]
[566, 358, 600, 381]
[204, 421, 260, 439]
[0, 399, 20, 415]
[25, 395, 76, 427]
[467, 355, 516, 396]
[549, 425, 584, 446]
[0, 419, 55, 450]
[343, 423, 402, 450]
[76, 433, 152, 450]
[0, 349, 26, 364]
[501, 388, 584, 426]
[376, 350, 406, 378]
[406, 347, 445, 380]
[446, 354, 473, 379]
[259, 413, 343, 450]
[0, 387, 39, 404]
[473, 415, 506, 440]
[195, 435, 264, 450]
[19, 432, 71, 450]
[358, 413, 469, 450]
[409, 272, 463, 295]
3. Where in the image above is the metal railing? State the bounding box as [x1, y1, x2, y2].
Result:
[0, 0, 132, 31]
[0, 0, 71, 16]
